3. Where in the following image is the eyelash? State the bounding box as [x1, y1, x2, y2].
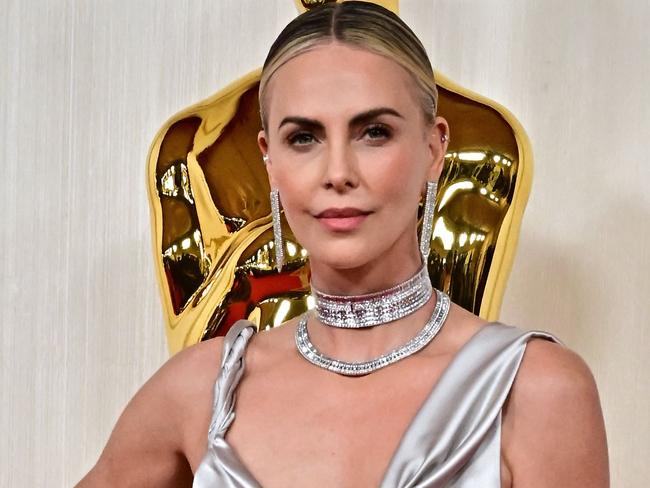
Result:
[365, 124, 392, 141]
[286, 124, 392, 146]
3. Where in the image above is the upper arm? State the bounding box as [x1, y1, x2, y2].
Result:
[75, 337, 224, 488]
[502, 338, 610, 488]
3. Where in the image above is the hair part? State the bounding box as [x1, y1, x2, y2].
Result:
[258, 1, 438, 133]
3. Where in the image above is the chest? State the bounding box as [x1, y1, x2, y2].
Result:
[214, 358, 448, 487]
[187, 340, 517, 487]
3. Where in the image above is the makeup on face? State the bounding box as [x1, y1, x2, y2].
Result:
[314, 207, 373, 232]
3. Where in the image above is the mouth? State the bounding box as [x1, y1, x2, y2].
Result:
[314, 207, 373, 232]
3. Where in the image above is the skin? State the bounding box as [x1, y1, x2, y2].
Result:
[76, 42, 609, 487]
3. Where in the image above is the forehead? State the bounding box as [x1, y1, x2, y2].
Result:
[265, 42, 421, 127]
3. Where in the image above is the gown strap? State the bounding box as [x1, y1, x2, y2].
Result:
[207, 320, 257, 442]
[380, 322, 563, 487]
[192, 320, 261, 488]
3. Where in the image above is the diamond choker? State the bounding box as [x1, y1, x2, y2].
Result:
[310, 263, 433, 328]
[295, 289, 450, 376]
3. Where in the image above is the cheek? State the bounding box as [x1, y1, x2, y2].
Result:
[273, 171, 312, 227]
[277, 183, 304, 215]
[371, 152, 426, 209]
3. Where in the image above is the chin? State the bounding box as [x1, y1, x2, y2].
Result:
[305, 242, 384, 272]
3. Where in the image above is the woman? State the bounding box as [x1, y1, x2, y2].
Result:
[77, 2, 609, 486]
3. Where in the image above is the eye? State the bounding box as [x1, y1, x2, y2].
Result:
[287, 131, 317, 146]
[363, 124, 392, 141]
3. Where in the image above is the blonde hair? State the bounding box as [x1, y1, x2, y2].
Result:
[258, 1, 438, 132]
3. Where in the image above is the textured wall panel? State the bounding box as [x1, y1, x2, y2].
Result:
[1, 1, 647, 486]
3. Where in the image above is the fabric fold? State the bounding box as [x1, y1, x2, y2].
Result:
[194, 320, 261, 487]
[379, 324, 562, 487]
[193, 320, 562, 488]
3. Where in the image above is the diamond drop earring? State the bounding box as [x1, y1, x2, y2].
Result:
[270, 188, 284, 272]
[419, 180, 438, 261]
[263, 153, 284, 272]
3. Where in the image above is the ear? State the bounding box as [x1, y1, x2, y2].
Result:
[425, 115, 450, 182]
[257, 129, 277, 188]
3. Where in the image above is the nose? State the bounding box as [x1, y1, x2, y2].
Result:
[322, 140, 360, 192]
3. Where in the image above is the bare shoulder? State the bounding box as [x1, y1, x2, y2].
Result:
[164, 335, 226, 389]
[502, 335, 610, 487]
[75, 336, 224, 487]
[516, 337, 596, 393]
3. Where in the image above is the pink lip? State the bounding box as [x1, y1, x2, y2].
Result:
[315, 207, 371, 232]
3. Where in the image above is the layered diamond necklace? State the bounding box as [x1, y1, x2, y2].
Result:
[294, 264, 451, 376]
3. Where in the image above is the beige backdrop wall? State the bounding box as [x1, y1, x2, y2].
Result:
[1, 0, 647, 486]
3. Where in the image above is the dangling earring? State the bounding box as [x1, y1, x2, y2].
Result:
[270, 187, 284, 272]
[263, 153, 285, 272]
[419, 133, 447, 260]
[419, 180, 438, 261]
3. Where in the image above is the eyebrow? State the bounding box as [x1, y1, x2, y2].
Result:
[277, 107, 404, 131]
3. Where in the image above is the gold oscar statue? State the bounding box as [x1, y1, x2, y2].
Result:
[147, 0, 533, 354]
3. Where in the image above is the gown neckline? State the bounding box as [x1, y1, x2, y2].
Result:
[205, 320, 500, 487]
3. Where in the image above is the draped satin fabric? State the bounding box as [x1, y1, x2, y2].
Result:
[193, 320, 562, 487]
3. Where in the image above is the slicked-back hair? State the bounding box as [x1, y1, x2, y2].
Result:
[258, 1, 438, 132]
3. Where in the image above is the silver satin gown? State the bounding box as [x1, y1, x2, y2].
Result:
[193, 319, 562, 487]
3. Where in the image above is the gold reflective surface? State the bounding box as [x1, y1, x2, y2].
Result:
[147, 6, 532, 355]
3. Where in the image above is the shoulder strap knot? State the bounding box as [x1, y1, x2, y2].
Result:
[207, 321, 256, 440]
